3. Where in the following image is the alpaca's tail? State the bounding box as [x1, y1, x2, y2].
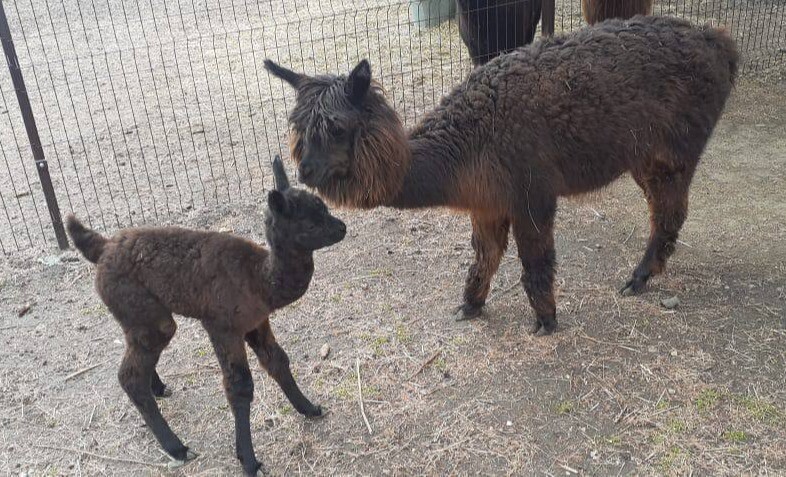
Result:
[66, 215, 107, 263]
[704, 25, 739, 85]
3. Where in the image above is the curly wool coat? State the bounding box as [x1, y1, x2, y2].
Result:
[269, 15, 738, 334]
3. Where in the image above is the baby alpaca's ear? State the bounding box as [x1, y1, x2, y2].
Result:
[271, 155, 290, 191]
[267, 190, 289, 216]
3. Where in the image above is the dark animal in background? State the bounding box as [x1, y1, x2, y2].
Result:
[582, 0, 654, 24]
[265, 16, 738, 335]
[457, 0, 542, 66]
[67, 157, 345, 476]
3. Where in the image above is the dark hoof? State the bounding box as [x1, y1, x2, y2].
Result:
[620, 278, 646, 296]
[241, 458, 268, 476]
[300, 403, 323, 418]
[166, 448, 198, 469]
[453, 303, 483, 321]
[529, 317, 557, 336]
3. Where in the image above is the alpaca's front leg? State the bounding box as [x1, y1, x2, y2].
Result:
[455, 215, 510, 321]
[246, 320, 323, 417]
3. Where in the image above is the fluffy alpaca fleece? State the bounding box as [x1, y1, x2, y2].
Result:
[266, 16, 738, 334]
[67, 157, 345, 475]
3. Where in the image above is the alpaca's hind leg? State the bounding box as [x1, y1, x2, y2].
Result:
[118, 315, 193, 462]
[246, 320, 322, 417]
[206, 329, 263, 476]
[455, 215, 510, 321]
[622, 164, 695, 295]
[511, 193, 558, 335]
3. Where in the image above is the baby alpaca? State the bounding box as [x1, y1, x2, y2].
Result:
[67, 157, 346, 475]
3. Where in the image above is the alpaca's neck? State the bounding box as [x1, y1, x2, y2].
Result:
[387, 132, 461, 209]
[264, 245, 315, 310]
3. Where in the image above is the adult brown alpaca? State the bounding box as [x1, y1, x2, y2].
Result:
[265, 16, 738, 335]
[582, 0, 653, 24]
[66, 157, 346, 475]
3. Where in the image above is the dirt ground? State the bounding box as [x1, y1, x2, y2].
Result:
[0, 76, 784, 476]
[1, 0, 785, 474]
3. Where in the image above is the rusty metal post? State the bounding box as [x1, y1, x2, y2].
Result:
[541, 0, 555, 37]
[0, 0, 69, 249]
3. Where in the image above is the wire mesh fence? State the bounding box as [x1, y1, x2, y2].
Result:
[0, 0, 783, 253]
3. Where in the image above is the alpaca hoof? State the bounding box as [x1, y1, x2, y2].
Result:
[529, 321, 542, 335]
[243, 459, 268, 476]
[620, 278, 646, 296]
[302, 404, 324, 418]
[453, 303, 483, 321]
[166, 449, 198, 469]
[249, 463, 268, 476]
[529, 317, 557, 336]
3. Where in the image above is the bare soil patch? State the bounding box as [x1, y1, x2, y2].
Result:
[1, 78, 784, 476]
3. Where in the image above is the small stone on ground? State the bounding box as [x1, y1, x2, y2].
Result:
[660, 296, 680, 309]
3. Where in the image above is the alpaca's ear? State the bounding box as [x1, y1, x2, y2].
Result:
[267, 190, 289, 216]
[346, 59, 371, 106]
[264, 59, 305, 89]
[271, 155, 290, 191]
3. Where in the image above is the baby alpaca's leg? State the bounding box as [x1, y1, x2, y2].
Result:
[246, 320, 322, 416]
[117, 312, 191, 460]
[206, 329, 263, 476]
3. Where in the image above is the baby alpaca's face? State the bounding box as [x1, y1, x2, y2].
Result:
[266, 189, 346, 251]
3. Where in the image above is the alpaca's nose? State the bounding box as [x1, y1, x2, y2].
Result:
[335, 221, 347, 241]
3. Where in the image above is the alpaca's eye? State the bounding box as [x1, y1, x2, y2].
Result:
[329, 122, 345, 138]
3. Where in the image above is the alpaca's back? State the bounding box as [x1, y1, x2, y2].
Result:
[94, 228, 268, 321]
[414, 16, 737, 200]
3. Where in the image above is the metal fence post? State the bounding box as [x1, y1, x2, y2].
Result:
[542, 0, 555, 37]
[0, 0, 69, 249]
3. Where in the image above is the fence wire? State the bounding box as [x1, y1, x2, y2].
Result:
[0, 0, 783, 253]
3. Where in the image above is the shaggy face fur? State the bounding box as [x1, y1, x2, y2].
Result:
[457, 0, 543, 66]
[266, 16, 738, 335]
[265, 59, 410, 209]
[66, 157, 345, 475]
[581, 0, 653, 24]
